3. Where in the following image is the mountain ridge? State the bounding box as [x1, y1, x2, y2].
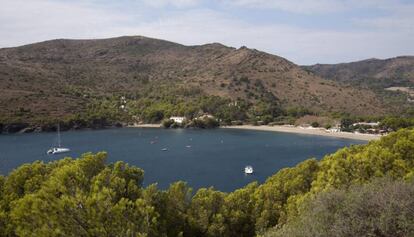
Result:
[303, 56, 414, 88]
[0, 36, 397, 130]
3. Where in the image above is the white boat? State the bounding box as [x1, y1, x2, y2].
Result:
[47, 124, 71, 155]
[161, 148, 168, 151]
[47, 147, 71, 155]
[244, 166, 254, 174]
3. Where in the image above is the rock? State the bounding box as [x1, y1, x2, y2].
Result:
[19, 127, 36, 133]
[4, 123, 29, 133]
[40, 124, 57, 132]
[72, 124, 82, 130]
[115, 122, 124, 127]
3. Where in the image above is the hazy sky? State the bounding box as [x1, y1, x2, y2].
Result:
[0, 0, 413, 64]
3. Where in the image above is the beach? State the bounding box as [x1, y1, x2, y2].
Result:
[223, 125, 382, 141]
[128, 124, 162, 128]
[128, 123, 381, 141]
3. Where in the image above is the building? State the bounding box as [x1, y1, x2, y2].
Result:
[328, 127, 341, 133]
[170, 116, 186, 124]
[352, 122, 380, 127]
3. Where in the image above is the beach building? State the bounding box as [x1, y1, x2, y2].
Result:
[328, 127, 341, 133]
[352, 122, 379, 127]
[170, 116, 185, 124]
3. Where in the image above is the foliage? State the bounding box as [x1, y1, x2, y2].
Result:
[380, 116, 414, 131]
[340, 117, 355, 132]
[189, 117, 220, 129]
[162, 119, 175, 128]
[264, 178, 414, 237]
[310, 121, 319, 128]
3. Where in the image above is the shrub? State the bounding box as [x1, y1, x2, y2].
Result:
[162, 119, 174, 128]
[311, 121, 320, 128]
[265, 178, 414, 237]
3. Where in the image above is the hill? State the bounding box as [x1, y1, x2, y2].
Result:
[303, 57, 414, 114]
[303, 56, 414, 88]
[0, 36, 390, 131]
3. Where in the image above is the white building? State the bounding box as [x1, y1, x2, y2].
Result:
[352, 122, 379, 127]
[328, 127, 341, 133]
[170, 116, 185, 124]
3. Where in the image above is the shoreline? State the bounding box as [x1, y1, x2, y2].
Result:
[2, 123, 382, 141]
[127, 123, 382, 141]
[127, 124, 162, 128]
[223, 125, 382, 141]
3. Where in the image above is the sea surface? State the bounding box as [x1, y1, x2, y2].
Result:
[0, 128, 365, 192]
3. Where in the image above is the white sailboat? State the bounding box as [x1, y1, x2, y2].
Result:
[47, 124, 71, 155]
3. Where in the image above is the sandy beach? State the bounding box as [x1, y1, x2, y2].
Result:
[223, 125, 382, 141]
[127, 124, 162, 128]
[127, 123, 381, 141]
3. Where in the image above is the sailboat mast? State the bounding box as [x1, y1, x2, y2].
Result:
[57, 124, 61, 148]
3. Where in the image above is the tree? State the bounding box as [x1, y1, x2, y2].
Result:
[187, 188, 225, 236]
[265, 178, 414, 237]
[340, 118, 354, 132]
[311, 122, 319, 128]
[162, 119, 174, 128]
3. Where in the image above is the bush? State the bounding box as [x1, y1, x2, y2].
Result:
[265, 178, 414, 237]
[191, 117, 219, 129]
[162, 119, 174, 128]
[324, 124, 332, 129]
[340, 117, 354, 131]
[311, 121, 320, 128]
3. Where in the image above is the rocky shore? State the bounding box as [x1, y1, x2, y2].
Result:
[0, 121, 125, 134]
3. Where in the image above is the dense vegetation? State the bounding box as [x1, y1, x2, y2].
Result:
[0, 129, 414, 236]
[0, 84, 314, 133]
[380, 117, 414, 131]
[338, 115, 414, 133]
[264, 178, 414, 237]
[2, 79, 412, 134]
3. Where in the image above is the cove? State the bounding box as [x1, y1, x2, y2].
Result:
[0, 128, 365, 192]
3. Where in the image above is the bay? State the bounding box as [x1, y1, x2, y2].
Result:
[0, 128, 364, 192]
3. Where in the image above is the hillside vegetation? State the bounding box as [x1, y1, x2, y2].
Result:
[0, 36, 390, 131]
[1, 129, 413, 236]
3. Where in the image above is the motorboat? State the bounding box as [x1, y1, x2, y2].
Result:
[244, 166, 254, 174]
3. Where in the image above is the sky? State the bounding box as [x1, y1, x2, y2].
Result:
[0, 0, 413, 65]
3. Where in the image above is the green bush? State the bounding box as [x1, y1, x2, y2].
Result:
[265, 178, 414, 237]
[162, 119, 174, 128]
[311, 121, 319, 128]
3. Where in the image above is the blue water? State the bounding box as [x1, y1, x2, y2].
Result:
[0, 128, 365, 192]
